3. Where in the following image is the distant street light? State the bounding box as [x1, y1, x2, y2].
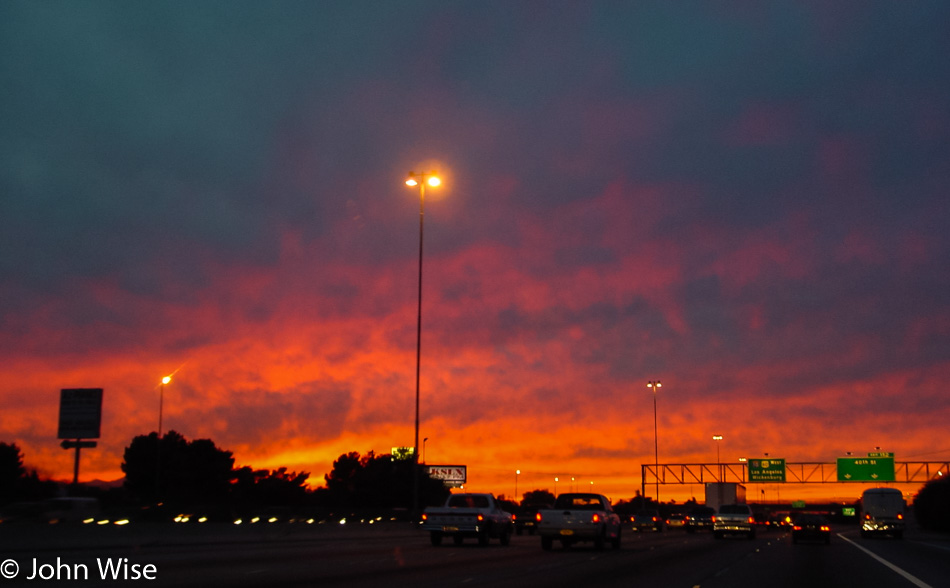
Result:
[647, 380, 661, 502]
[554, 477, 558, 495]
[515, 470, 520, 502]
[406, 170, 441, 516]
[713, 435, 723, 480]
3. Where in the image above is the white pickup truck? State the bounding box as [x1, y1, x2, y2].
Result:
[536, 493, 622, 550]
[712, 503, 756, 539]
[420, 493, 513, 546]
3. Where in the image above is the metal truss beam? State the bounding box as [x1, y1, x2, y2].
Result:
[640, 461, 949, 495]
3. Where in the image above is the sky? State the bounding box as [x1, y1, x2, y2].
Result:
[2, 1, 949, 504]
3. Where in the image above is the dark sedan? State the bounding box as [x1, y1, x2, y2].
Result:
[631, 509, 664, 532]
[685, 506, 715, 533]
[792, 514, 831, 544]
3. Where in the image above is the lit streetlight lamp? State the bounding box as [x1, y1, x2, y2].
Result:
[647, 380, 661, 502]
[406, 170, 441, 516]
[515, 470, 520, 503]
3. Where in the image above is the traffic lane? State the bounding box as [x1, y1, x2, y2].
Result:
[142, 528, 519, 588]
[89, 525, 760, 587]
[17, 522, 944, 588]
[696, 527, 941, 588]
[328, 526, 786, 588]
[344, 525, 792, 588]
[586, 527, 791, 588]
[839, 528, 949, 588]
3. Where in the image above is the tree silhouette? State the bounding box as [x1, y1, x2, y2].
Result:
[0, 442, 26, 505]
[521, 489, 556, 508]
[121, 431, 234, 506]
[915, 476, 950, 531]
[324, 451, 449, 509]
[233, 466, 310, 506]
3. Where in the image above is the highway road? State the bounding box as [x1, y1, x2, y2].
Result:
[1, 520, 946, 587]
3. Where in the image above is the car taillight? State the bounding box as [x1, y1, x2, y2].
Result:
[536, 512, 542, 522]
[592, 513, 601, 523]
[711, 516, 717, 522]
[477, 514, 484, 522]
[748, 517, 755, 524]
[421, 513, 428, 521]
[897, 513, 903, 520]
[820, 526, 830, 532]
[652, 517, 658, 522]
[793, 525, 802, 531]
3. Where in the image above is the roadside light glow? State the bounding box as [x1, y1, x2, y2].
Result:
[405, 178, 418, 186]
[427, 176, 441, 187]
[162, 376, 171, 385]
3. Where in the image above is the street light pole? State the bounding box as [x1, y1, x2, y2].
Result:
[157, 374, 172, 501]
[647, 380, 661, 502]
[158, 375, 171, 438]
[713, 435, 723, 481]
[406, 171, 441, 517]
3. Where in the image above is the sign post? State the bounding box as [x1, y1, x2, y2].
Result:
[58, 388, 103, 485]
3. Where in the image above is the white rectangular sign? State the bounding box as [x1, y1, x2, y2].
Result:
[427, 465, 467, 484]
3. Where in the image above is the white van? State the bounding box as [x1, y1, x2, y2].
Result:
[860, 488, 905, 538]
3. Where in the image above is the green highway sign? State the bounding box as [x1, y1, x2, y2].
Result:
[836, 457, 895, 482]
[748, 458, 786, 482]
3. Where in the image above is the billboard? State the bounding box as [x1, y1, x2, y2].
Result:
[58, 388, 103, 439]
[427, 465, 467, 485]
